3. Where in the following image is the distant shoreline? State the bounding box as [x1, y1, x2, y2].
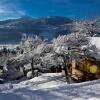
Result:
[0, 44, 19, 50]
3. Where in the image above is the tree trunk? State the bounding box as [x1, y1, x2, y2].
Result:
[62, 55, 71, 83]
[31, 57, 34, 78]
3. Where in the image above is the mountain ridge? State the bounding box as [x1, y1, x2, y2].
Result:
[0, 15, 100, 43]
[0, 16, 74, 43]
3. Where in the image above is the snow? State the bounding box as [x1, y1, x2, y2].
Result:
[89, 37, 100, 49]
[0, 73, 100, 100]
[87, 37, 100, 59]
[0, 44, 19, 50]
[0, 36, 100, 100]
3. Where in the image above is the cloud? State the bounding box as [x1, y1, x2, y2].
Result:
[0, 9, 5, 13]
[0, 0, 26, 20]
[0, 5, 8, 13]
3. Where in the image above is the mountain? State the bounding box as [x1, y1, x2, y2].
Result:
[0, 16, 100, 44]
[0, 16, 73, 43]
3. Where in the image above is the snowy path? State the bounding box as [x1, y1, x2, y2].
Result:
[0, 73, 100, 100]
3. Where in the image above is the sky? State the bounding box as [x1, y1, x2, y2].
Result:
[0, 0, 100, 20]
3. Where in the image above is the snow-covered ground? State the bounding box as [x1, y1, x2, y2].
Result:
[0, 73, 100, 100]
[0, 37, 100, 100]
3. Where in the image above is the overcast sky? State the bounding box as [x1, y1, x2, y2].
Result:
[0, 0, 100, 20]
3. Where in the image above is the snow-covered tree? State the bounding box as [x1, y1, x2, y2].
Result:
[20, 35, 45, 53]
[34, 43, 54, 55]
[53, 34, 89, 55]
[41, 53, 63, 69]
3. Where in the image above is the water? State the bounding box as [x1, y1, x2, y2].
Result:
[0, 44, 19, 50]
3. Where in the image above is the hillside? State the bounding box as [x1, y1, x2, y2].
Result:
[0, 73, 100, 100]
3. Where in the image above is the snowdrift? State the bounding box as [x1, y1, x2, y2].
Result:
[0, 73, 100, 100]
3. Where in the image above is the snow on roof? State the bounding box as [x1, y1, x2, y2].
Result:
[89, 37, 100, 49]
[86, 37, 100, 59]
